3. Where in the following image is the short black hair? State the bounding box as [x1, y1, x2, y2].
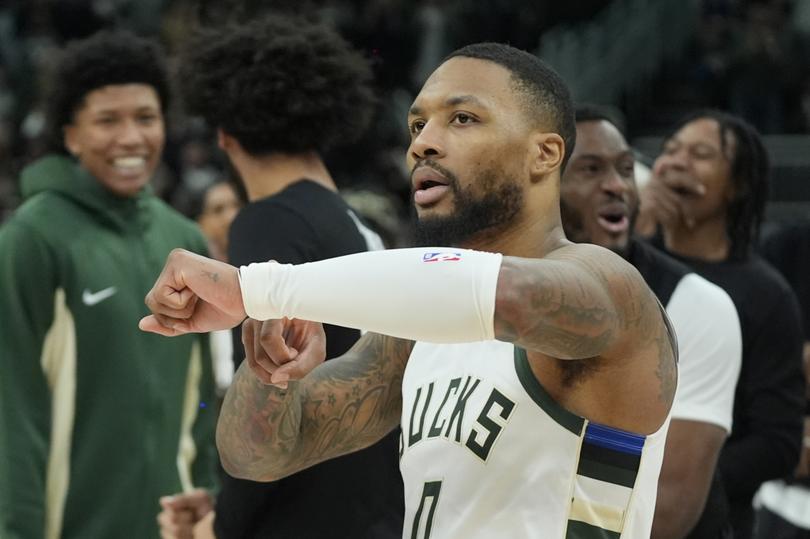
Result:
[47, 30, 170, 151]
[178, 14, 375, 157]
[667, 109, 769, 260]
[574, 104, 626, 136]
[444, 43, 576, 170]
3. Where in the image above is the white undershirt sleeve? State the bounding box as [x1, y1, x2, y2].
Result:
[239, 248, 503, 344]
[667, 273, 742, 433]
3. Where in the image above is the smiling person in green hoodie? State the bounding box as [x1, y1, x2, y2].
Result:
[0, 30, 218, 539]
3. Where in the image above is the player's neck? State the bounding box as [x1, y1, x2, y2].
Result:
[662, 215, 730, 262]
[235, 151, 337, 202]
[465, 213, 567, 259]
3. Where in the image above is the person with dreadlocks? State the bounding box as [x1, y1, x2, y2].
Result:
[636, 110, 805, 539]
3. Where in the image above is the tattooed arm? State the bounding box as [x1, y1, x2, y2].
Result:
[216, 331, 413, 482]
[138, 246, 674, 430]
[495, 243, 678, 427]
[494, 243, 667, 360]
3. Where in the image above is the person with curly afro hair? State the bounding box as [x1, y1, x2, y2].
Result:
[177, 13, 375, 159]
[0, 30, 219, 539]
[156, 13, 404, 539]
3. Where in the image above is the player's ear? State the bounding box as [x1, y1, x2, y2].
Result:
[529, 132, 564, 181]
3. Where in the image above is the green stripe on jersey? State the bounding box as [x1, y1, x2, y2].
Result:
[513, 347, 585, 435]
[566, 519, 621, 539]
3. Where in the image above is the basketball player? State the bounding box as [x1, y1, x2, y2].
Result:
[141, 43, 677, 538]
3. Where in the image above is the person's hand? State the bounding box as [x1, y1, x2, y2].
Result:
[193, 511, 216, 539]
[635, 162, 706, 237]
[157, 489, 214, 539]
[242, 317, 326, 388]
[140, 249, 246, 336]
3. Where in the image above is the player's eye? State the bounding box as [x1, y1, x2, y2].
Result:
[409, 119, 426, 135]
[452, 113, 476, 125]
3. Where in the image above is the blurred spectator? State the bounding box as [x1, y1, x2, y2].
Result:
[637, 109, 805, 539]
[726, 0, 804, 133]
[188, 179, 242, 397]
[687, 1, 737, 108]
[188, 179, 241, 263]
[156, 13, 403, 539]
[443, 0, 550, 54]
[170, 138, 223, 216]
[0, 30, 218, 538]
[0, 118, 18, 222]
[0, 66, 16, 120]
[801, 75, 810, 131]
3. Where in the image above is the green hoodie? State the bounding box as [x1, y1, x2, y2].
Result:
[0, 156, 218, 539]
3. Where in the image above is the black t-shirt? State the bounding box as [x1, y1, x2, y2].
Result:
[759, 221, 810, 488]
[627, 238, 688, 304]
[760, 222, 810, 340]
[216, 180, 404, 539]
[659, 245, 804, 539]
[627, 239, 732, 538]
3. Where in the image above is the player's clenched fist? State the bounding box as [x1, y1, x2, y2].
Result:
[140, 248, 247, 336]
[242, 317, 326, 388]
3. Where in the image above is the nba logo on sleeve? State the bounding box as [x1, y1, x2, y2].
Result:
[422, 252, 462, 263]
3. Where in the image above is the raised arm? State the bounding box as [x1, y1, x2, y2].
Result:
[141, 245, 674, 474]
[217, 330, 412, 482]
[234, 245, 665, 360]
[495, 244, 665, 360]
[142, 246, 669, 367]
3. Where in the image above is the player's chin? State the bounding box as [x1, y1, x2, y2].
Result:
[415, 200, 454, 220]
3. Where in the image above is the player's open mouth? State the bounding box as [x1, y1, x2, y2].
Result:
[412, 167, 450, 207]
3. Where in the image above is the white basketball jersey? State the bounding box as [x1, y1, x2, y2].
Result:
[399, 340, 669, 539]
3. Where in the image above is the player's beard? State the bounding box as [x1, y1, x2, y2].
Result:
[410, 166, 524, 248]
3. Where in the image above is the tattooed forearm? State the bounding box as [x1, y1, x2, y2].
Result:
[216, 333, 413, 482]
[216, 363, 302, 479]
[202, 271, 219, 282]
[297, 334, 412, 459]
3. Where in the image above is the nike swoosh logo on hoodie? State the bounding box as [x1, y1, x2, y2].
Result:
[82, 287, 117, 306]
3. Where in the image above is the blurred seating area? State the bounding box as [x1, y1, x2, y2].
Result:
[0, 0, 808, 227]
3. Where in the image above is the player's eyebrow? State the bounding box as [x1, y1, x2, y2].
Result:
[409, 95, 488, 117]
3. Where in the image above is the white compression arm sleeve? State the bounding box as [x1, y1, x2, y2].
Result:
[239, 248, 503, 343]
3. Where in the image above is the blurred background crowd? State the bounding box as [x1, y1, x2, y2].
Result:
[2, 1, 810, 538]
[1, 0, 809, 234]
